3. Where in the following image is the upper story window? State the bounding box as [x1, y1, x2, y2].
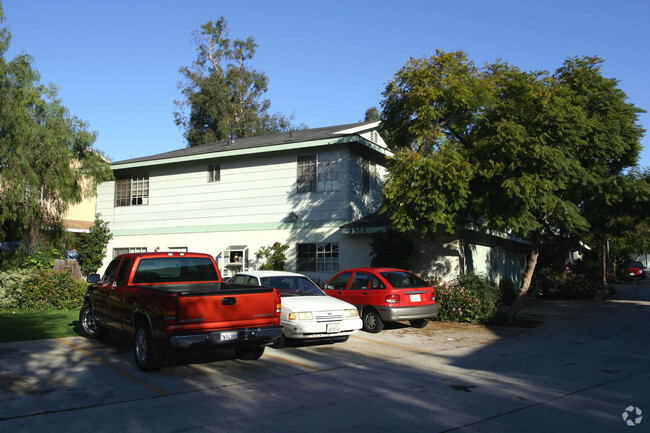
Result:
[115, 174, 149, 207]
[297, 152, 339, 193]
[208, 164, 220, 182]
[362, 158, 377, 194]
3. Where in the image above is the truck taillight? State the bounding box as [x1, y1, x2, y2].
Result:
[164, 295, 178, 324]
[385, 294, 399, 304]
[275, 289, 282, 317]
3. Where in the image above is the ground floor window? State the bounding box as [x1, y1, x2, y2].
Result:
[297, 242, 339, 272]
[113, 247, 147, 258]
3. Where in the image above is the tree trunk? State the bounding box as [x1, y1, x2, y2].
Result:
[506, 240, 540, 322]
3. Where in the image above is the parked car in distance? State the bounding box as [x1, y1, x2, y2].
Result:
[626, 261, 647, 279]
[323, 268, 438, 333]
[228, 271, 362, 345]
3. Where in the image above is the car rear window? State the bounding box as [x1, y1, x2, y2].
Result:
[133, 257, 219, 283]
[380, 271, 429, 288]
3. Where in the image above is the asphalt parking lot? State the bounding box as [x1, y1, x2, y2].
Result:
[1, 281, 649, 432]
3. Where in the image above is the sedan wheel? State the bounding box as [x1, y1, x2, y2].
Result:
[362, 308, 384, 333]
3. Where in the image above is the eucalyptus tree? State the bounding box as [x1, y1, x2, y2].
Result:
[175, 18, 299, 147]
[379, 50, 645, 318]
[0, 6, 112, 250]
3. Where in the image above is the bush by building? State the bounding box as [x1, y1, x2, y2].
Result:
[433, 273, 501, 324]
[0, 268, 87, 311]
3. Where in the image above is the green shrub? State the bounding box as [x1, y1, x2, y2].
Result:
[0, 269, 87, 311]
[434, 273, 501, 324]
[0, 269, 36, 309]
[530, 268, 614, 300]
[21, 248, 63, 270]
[255, 242, 290, 271]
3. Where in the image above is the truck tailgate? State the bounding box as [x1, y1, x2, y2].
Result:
[174, 288, 279, 330]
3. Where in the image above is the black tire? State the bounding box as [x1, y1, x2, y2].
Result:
[79, 302, 108, 339]
[362, 308, 384, 333]
[234, 345, 265, 360]
[409, 319, 429, 329]
[134, 320, 164, 371]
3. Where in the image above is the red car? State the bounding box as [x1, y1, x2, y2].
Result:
[626, 261, 646, 279]
[323, 268, 438, 333]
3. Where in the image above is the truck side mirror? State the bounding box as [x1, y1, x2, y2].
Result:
[87, 274, 101, 283]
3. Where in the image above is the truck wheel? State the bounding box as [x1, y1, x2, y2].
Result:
[409, 319, 429, 329]
[272, 335, 288, 349]
[234, 345, 265, 360]
[362, 308, 384, 333]
[79, 302, 108, 339]
[134, 320, 164, 371]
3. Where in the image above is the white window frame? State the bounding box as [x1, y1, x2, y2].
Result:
[297, 242, 339, 272]
[113, 247, 147, 258]
[297, 152, 339, 193]
[115, 174, 149, 207]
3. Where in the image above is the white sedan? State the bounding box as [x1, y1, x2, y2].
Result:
[228, 271, 362, 345]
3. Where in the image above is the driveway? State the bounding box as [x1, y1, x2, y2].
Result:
[0, 281, 648, 432]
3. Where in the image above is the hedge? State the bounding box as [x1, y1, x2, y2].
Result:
[0, 269, 87, 311]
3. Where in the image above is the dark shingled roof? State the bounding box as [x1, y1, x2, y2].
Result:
[113, 121, 377, 166]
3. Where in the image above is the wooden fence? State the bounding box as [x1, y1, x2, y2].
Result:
[54, 259, 82, 280]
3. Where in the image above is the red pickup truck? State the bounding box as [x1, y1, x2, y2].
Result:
[79, 252, 282, 371]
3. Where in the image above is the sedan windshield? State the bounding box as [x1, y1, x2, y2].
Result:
[380, 271, 429, 288]
[260, 276, 325, 296]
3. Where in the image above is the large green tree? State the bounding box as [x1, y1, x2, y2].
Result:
[379, 50, 646, 318]
[174, 18, 302, 147]
[0, 6, 112, 250]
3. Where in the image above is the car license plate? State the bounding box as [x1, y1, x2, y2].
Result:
[410, 294, 421, 302]
[220, 331, 238, 341]
[327, 323, 341, 333]
[629, 272, 635, 276]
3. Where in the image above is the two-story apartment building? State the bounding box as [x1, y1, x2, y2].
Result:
[96, 121, 530, 287]
[96, 122, 390, 281]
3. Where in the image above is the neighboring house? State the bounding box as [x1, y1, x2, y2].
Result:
[95, 121, 530, 287]
[62, 192, 96, 234]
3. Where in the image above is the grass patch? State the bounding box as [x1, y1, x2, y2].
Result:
[0, 310, 81, 343]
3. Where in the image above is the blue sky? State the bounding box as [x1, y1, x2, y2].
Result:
[3, 0, 649, 167]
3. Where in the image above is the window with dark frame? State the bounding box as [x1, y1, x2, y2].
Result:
[208, 164, 220, 182]
[362, 158, 377, 194]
